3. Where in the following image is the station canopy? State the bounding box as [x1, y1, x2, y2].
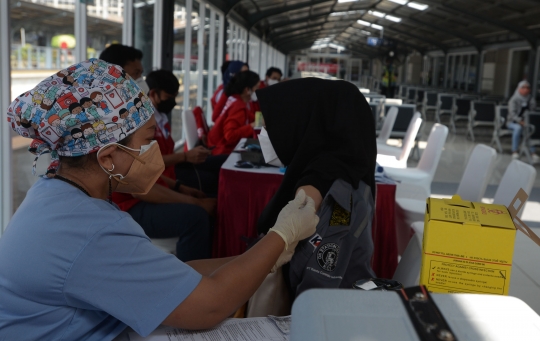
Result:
[208, 0, 540, 58]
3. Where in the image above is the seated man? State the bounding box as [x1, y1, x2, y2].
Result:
[145, 70, 227, 196]
[99, 44, 149, 93]
[251, 67, 283, 114]
[100, 49, 215, 261]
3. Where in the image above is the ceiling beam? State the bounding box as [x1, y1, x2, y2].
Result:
[438, 2, 538, 48]
[270, 21, 354, 42]
[383, 25, 448, 53]
[269, 12, 332, 32]
[405, 16, 483, 50]
[275, 31, 345, 50]
[339, 31, 425, 54]
[247, 0, 334, 29]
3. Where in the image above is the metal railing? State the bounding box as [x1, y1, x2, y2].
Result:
[11, 44, 100, 70]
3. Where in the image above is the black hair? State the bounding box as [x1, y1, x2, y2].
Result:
[134, 98, 141, 106]
[80, 97, 92, 106]
[266, 67, 283, 78]
[225, 71, 260, 97]
[119, 108, 128, 117]
[220, 61, 231, 76]
[69, 102, 82, 113]
[145, 70, 179, 95]
[99, 44, 143, 68]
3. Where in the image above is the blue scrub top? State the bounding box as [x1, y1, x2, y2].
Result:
[0, 178, 202, 340]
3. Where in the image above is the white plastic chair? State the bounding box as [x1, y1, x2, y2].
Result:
[456, 144, 498, 202]
[376, 112, 422, 168]
[376, 107, 398, 145]
[389, 124, 447, 253]
[393, 144, 496, 254]
[383, 123, 449, 192]
[393, 222, 424, 287]
[493, 159, 537, 217]
[182, 109, 198, 150]
[407, 158, 537, 257]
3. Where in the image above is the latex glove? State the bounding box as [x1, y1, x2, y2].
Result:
[270, 241, 298, 273]
[269, 189, 319, 251]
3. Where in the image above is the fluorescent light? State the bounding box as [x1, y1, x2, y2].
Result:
[330, 10, 362, 16]
[385, 15, 402, 22]
[311, 44, 328, 49]
[357, 20, 371, 26]
[388, 0, 408, 4]
[369, 10, 386, 18]
[408, 2, 429, 10]
[371, 24, 383, 30]
[329, 43, 346, 51]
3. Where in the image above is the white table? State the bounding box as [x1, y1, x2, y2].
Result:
[291, 289, 540, 341]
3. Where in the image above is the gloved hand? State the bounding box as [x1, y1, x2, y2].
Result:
[269, 189, 319, 271]
[270, 241, 298, 273]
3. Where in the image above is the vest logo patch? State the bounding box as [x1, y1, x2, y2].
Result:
[317, 243, 340, 272]
[309, 234, 323, 250]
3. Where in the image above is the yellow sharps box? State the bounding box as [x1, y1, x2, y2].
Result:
[420, 195, 517, 295]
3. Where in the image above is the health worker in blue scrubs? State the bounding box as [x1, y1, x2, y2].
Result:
[0, 60, 319, 340]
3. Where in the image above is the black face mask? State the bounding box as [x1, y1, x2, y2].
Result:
[156, 97, 176, 113]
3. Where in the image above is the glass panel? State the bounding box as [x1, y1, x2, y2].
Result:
[172, 0, 188, 143]
[458, 55, 466, 90]
[188, 0, 199, 110]
[10, 0, 75, 210]
[351, 59, 360, 82]
[468, 54, 477, 92]
[213, 13, 221, 91]
[248, 33, 260, 78]
[446, 55, 454, 88]
[437, 57, 445, 87]
[202, 4, 210, 114]
[133, 0, 154, 77]
[453, 55, 461, 89]
[87, 0, 123, 57]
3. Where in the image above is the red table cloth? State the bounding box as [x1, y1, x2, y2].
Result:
[213, 157, 398, 278]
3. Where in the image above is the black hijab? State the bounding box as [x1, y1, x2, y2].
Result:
[256, 78, 376, 234]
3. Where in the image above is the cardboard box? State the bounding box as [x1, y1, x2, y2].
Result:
[420, 195, 516, 295]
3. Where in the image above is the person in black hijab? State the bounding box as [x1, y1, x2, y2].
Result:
[256, 77, 377, 297]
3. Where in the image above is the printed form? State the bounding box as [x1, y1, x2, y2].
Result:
[124, 317, 290, 341]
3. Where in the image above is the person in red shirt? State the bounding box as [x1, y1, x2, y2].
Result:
[208, 71, 260, 155]
[250, 67, 283, 117]
[211, 61, 249, 123]
[145, 70, 226, 196]
[210, 61, 230, 110]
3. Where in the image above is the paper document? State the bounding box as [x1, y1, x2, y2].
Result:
[126, 317, 290, 341]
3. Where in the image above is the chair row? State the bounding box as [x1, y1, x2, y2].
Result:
[397, 85, 506, 107]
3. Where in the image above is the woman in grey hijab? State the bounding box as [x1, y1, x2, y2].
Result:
[507, 80, 538, 162]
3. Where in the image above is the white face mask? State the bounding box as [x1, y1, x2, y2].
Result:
[267, 79, 279, 86]
[136, 77, 150, 94]
[251, 90, 258, 102]
[259, 127, 284, 167]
